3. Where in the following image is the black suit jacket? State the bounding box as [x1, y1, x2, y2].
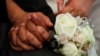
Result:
[0, 0, 58, 56]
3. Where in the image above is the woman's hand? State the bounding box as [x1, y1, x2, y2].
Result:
[57, 0, 95, 17]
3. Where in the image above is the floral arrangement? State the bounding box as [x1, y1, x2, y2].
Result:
[52, 13, 96, 56]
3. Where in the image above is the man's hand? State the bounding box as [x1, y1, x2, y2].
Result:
[57, 0, 95, 17]
[7, 0, 53, 51]
[9, 12, 53, 51]
[26, 12, 53, 42]
[9, 23, 51, 51]
[9, 24, 43, 51]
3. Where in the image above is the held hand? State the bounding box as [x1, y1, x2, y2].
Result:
[57, 0, 95, 17]
[7, 0, 53, 51]
[9, 24, 43, 51]
[30, 12, 53, 29]
[13, 12, 53, 42]
[26, 12, 53, 42]
[9, 12, 53, 51]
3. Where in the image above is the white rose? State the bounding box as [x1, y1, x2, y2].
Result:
[54, 13, 77, 38]
[82, 25, 95, 45]
[59, 42, 80, 56]
[72, 23, 95, 52]
[54, 34, 69, 44]
[71, 18, 95, 49]
[79, 25, 95, 51]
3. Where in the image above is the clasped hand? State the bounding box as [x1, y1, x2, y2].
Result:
[9, 12, 53, 51]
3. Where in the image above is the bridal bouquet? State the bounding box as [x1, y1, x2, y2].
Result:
[52, 13, 96, 56]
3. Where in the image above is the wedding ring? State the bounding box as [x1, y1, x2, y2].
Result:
[69, 8, 74, 13]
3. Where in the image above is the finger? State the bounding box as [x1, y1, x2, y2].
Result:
[16, 38, 34, 50]
[70, 10, 79, 17]
[57, 0, 64, 11]
[84, 12, 89, 17]
[60, 6, 74, 13]
[27, 30, 42, 49]
[26, 20, 43, 42]
[31, 14, 47, 29]
[9, 27, 18, 46]
[17, 23, 27, 42]
[77, 11, 85, 17]
[79, 7, 89, 17]
[37, 26, 49, 41]
[10, 43, 22, 51]
[9, 27, 15, 39]
[36, 12, 53, 27]
[81, 10, 89, 17]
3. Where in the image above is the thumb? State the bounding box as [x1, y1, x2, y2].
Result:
[31, 13, 53, 27]
[57, 0, 64, 12]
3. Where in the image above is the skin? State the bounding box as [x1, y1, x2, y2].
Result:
[57, 0, 95, 17]
[6, 0, 53, 51]
[7, 0, 95, 51]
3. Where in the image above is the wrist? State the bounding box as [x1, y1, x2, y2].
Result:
[11, 11, 30, 26]
[6, 0, 29, 26]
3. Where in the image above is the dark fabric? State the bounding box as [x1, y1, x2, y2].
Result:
[0, 0, 58, 56]
[0, 23, 10, 56]
[14, 0, 56, 24]
[0, 0, 11, 56]
[7, 0, 57, 56]
[0, 0, 9, 23]
[9, 47, 59, 56]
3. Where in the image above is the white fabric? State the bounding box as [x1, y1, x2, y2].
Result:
[89, 0, 100, 56]
[46, 0, 58, 14]
[88, 46, 98, 56]
[46, 0, 68, 14]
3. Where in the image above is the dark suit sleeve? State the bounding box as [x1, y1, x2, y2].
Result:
[14, 0, 56, 24]
[8, 0, 59, 56]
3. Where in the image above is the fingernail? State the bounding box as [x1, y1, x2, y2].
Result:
[49, 22, 53, 26]
[31, 47, 34, 50]
[10, 27, 15, 31]
[15, 27, 19, 30]
[21, 23, 25, 26]
[39, 45, 42, 49]
[31, 13, 37, 19]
